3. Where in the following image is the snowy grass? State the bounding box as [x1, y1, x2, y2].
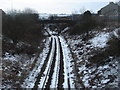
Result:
[2, 53, 35, 88]
[21, 37, 51, 88]
[64, 27, 119, 88]
[89, 32, 110, 48]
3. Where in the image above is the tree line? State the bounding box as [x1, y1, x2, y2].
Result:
[69, 10, 106, 35]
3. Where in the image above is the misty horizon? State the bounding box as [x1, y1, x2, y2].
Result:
[0, 0, 118, 14]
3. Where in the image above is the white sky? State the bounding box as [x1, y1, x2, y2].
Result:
[0, 0, 118, 14]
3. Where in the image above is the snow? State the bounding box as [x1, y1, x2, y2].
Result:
[101, 79, 110, 84]
[21, 37, 51, 88]
[16, 41, 31, 48]
[103, 28, 107, 31]
[47, 27, 58, 35]
[57, 14, 71, 17]
[38, 36, 75, 88]
[50, 37, 60, 88]
[3, 52, 30, 61]
[83, 74, 90, 87]
[21, 29, 75, 88]
[21, 27, 120, 88]
[17, 71, 22, 76]
[113, 28, 120, 39]
[61, 27, 70, 33]
[39, 13, 50, 19]
[3, 36, 13, 43]
[3, 52, 17, 61]
[59, 36, 75, 88]
[90, 32, 110, 48]
[39, 13, 70, 20]
[38, 36, 55, 88]
[64, 28, 119, 88]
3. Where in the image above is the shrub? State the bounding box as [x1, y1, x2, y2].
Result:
[69, 10, 99, 35]
[107, 38, 120, 56]
[3, 10, 43, 46]
[2, 9, 44, 55]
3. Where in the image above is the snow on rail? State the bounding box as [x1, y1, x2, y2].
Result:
[21, 37, 51, 88]
[59, 36, 75, 88]
[50, 37, 60, 88]
[22, 35, 75, 88]
[38, 36, 56, 88]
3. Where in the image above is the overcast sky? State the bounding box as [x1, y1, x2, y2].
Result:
[0, 0, 118, 14]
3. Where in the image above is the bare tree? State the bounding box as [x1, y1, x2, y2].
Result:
[116, 1, 120, 6]
[71, 7, 86, 15]
[22, 8, 38, 14]
[79, 7, 86, 14]
[6, 9, 21, 16]
[71, 9, 79, 15]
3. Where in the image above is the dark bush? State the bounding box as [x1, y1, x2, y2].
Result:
[107, 38, 120, 56]
[3, 11, 43, 44]
[69, 10, 99, 35]
[2, 10, 44, 55]
[89, 38, 120, 65]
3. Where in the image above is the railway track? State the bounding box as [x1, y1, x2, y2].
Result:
[35, 36, 72, 89]
[22, 35, 74, 89]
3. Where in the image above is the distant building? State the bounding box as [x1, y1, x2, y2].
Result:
[0, 9, 5, 34]
[0, 9, 6, 16]
[98, 2, 120, 16]
[53, 15, 71, 20]
[117, 1, 120, 6]
[53, 14, 82, 21]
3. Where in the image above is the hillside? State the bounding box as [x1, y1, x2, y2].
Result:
[62, 26, 120, 88]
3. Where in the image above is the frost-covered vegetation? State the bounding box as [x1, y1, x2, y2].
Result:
[63, 26, 120, 88]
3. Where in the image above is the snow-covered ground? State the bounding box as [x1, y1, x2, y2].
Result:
[89, 32, 110, 48]
[2, 53, 36, 88]
[38, 36, 55, 88]
[2, 25, 120, 89]
[64, 27, 120, 88]
[46, 36, 73, 88]
[59, 36, 75, 88]
[21, 35, 75, 88]
[21, 37, 51, 88]
[39, 13, 58, 19]
[50, 37, 60, 88]
[39, 13, 71, 20]
[2, 36, 50, 88]
[61, 27, 70, 34]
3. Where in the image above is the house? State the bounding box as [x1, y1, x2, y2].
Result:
[117, 1, 120, 6]
[0, 9, 5, 34]
[0, 9, 6, 16]
[98, 2, 120, 16]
